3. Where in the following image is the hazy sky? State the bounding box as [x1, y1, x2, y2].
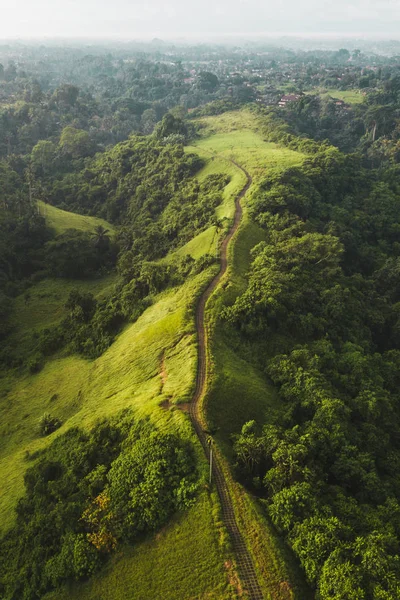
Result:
[1, 0, 400, 39]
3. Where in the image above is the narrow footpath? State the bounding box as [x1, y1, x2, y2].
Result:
[189, 161, 265, 600]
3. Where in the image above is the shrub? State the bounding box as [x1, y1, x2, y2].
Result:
[28, 353, 44, 374]
[38, 413, 62, 436]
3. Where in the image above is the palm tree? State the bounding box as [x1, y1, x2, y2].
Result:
[92, 225, 110, 250]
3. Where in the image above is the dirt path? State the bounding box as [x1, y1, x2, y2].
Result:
[189, 162, 264, 599]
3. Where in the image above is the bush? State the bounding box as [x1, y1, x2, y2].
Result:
[38, 413, 62, 436]
[38, 327, 65, 355]
[28, 353, 44, 374]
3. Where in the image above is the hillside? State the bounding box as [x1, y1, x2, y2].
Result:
[0, 135, 245, 599]
[191, 110, 312, 598]
[38, 201, 116, 236]
[201, 108, 400, 599]
[0, 107, 317, 600]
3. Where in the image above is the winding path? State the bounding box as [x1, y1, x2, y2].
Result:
[189, 161, 264, 600]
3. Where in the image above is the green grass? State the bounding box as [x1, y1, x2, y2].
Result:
[191, 110, 304, 435]
[1, 170, 237, 597]
[194, 111, 305, 182]
[170, 150, 246, 262]
[8, 275, 117, 346]
[207, 213, 278, 438]
[0, 269, 209, 529]
[44, 491, 233, 600]
[38, 201, 116, 235]
[190, 148, 247, 221]
[307, 88, 365, 104]
[0, 265, 236, 598]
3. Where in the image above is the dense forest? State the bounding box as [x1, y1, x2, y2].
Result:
[226, 127, 400, 597]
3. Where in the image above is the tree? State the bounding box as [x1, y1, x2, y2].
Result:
[141, 108, 157, 134]
[197, 71, 219, 91]
[153, 113, 188, 141]
[59, 126, 93, 159]
[38, 413, 62, 436]
[65, 289, 97, 322]
[31, 140, 57, 175]
[268, 482, 316, 532]
[107, 431, 196, 540]
[92, 225, 110, 251]
[52, 84, 79, 107]
[233, 420, 265, 478]
[290, 515, 350, 584]
[318, 549, 366, 600]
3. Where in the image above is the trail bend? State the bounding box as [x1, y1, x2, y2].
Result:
[189, 159, 264, 600]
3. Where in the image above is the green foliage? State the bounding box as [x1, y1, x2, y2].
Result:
[153, 113, 189, 141]
[1, 134, 224, 368]
[228, 141, 400, 597]
[0, 412, 198, 600]
[45, 229, 116, 279]
[31, 141, 57, 176]
[59, 126, 93, 159]
[28, 353, 44, 374]
[107, 430, 197, 540]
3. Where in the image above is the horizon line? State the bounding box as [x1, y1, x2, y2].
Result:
[1, 32, 400, 43]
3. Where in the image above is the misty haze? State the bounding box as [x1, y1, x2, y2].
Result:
[2, 0, 400, 38]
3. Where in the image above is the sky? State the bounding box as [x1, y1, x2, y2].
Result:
[1, 0, 400, 40]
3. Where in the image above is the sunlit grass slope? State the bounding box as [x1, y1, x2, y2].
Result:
[169, 150, 247, 262]
[1, 111, 308, 599]
[194, 110, 305, 183]
[38, 200, 116, 235]
[0, 267, 237, 598]
[0, 269, 207, 528]
[190, 109, 305, 436]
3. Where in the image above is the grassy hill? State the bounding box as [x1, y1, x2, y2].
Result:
[192, 111, 305, 433]
[306, 88, 365, 104]
[1, 271, 238, 599]
[38, 200, 116, 235]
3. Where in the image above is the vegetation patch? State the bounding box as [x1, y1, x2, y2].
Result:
[307, 88, 365, 104]
[0, 411, 198, 599]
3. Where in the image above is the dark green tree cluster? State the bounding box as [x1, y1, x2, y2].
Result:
[0, 158, 50, 342]
[0, 412, 198, 600]
[225, 147, 400, 598]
